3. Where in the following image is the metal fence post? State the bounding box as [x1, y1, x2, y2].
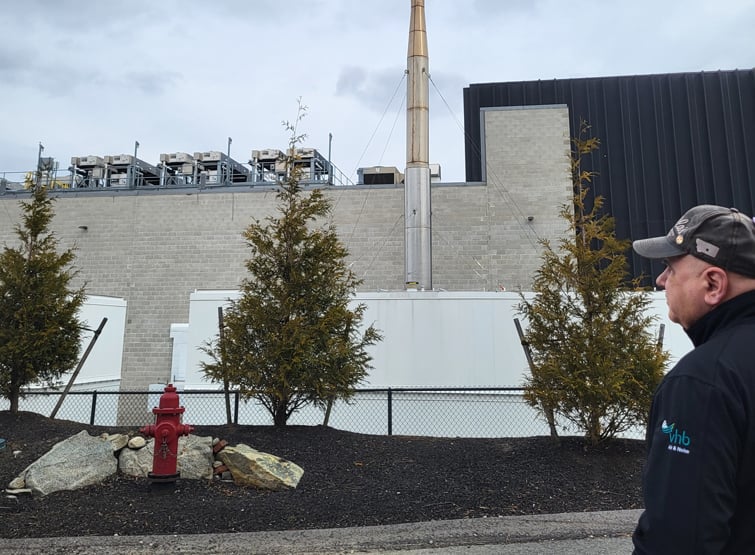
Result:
[387, 388, 393, 436]
[89, 391, 98, 426]
[233, 391, 240, 425]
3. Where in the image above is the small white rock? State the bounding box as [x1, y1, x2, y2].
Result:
[127, 436, 146, 449]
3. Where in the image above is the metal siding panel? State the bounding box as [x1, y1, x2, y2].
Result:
[735, 70, 755, 207]
[462, 86, 482, 182]
[722, 71, 754, 208]
[656, 75, 682, 226]
[702, 73, 732, 205]
[647, 76, 671, 241]
[667, 74, 696, 213]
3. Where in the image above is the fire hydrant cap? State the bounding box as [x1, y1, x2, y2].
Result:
[158, 384, 180, 410]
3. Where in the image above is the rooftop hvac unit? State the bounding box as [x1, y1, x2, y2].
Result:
[252, 149, 284, 161]
[194, 151, 222, 162]
[274, 160, 288, 175]
[105, 154, 134, 166]
[199, 169, 219, 184]
[109, 173, 129, 187]
[72, 155, 106, 167]
[358, 166, 404, 185]
[160, 152, 194, 164]
[288, 147, 317, 159]
[430, 163, 442, 182]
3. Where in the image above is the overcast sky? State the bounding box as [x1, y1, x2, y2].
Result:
[1, 0, 753, 184]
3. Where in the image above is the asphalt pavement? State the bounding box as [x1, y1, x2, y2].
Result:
[0, 509, 641, 554]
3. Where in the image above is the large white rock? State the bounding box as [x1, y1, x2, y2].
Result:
[118, 434, 213, 480]
[217, 444, 303, 490]
[16, 430, 117, 496]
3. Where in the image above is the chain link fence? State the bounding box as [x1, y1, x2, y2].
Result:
[0, 387, 645, 439]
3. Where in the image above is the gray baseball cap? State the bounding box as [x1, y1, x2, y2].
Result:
[632, 205, 755, 278]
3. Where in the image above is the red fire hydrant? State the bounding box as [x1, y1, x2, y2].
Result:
[140, 384, 194, 483]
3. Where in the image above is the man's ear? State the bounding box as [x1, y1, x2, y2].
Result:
[703, 267, 728, 305]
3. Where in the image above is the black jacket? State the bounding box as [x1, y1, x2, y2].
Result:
[633, 289, 755, 554]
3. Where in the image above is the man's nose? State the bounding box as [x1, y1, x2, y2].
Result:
[656, 269, 668, 288]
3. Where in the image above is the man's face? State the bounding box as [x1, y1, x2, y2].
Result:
[656, 255, 714, 329]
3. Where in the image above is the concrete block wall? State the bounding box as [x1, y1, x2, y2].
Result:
[0, 106, 572, 390]
[329, 186, 406, 290]
[478, 105, 573, 289]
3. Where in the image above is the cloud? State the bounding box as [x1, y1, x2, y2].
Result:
[335, 66, 406, 114]
[471, 0, 541, 17]
[335, 66, 368, 96]
[121, 70, 182, 96]
[0, 46, 36, 86]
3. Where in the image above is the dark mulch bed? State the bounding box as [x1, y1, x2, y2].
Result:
[0, 410, 646, 539]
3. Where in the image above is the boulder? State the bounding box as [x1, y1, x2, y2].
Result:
[177, 435, 214, 479]
[118, 434, 213, 480]
[217, 444, 303, 490]
[14, 430, 117, 496]
[117, 440, 153, 478]
[101, 432, 129, 453]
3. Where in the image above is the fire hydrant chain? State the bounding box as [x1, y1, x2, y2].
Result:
[159, 437, 171, 460]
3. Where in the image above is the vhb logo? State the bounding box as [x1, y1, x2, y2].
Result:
[662, 420, 691, 447]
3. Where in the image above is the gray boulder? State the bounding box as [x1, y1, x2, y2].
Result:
[177, 435, 214, 479]
[14, 430, 117, 496]
[117, 440, 153, 478]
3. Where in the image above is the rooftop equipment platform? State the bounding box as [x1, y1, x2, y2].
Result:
[104, 154, 161, 187]
[159, 152, 198, 187]
[194, 151, 250, 185]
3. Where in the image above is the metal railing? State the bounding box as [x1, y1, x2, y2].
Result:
[1, 157, 357, 194]
[0, 387, 646, 439]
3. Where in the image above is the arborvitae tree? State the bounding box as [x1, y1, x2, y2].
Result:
[201, 103, 382, 426]
[0, 185, 86, 414]
[517, 120, 667, 444]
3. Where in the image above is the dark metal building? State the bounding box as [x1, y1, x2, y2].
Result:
[463, 69, 755, 283]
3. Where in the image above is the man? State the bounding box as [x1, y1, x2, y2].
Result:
[631, 205, 755, 554]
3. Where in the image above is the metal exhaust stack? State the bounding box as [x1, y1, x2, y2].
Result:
[405, 0, 432, 291]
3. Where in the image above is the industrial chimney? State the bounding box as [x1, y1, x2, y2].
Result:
[404, 0, 432, 290]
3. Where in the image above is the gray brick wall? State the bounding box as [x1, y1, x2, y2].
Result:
[0, 106, 572, 389]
